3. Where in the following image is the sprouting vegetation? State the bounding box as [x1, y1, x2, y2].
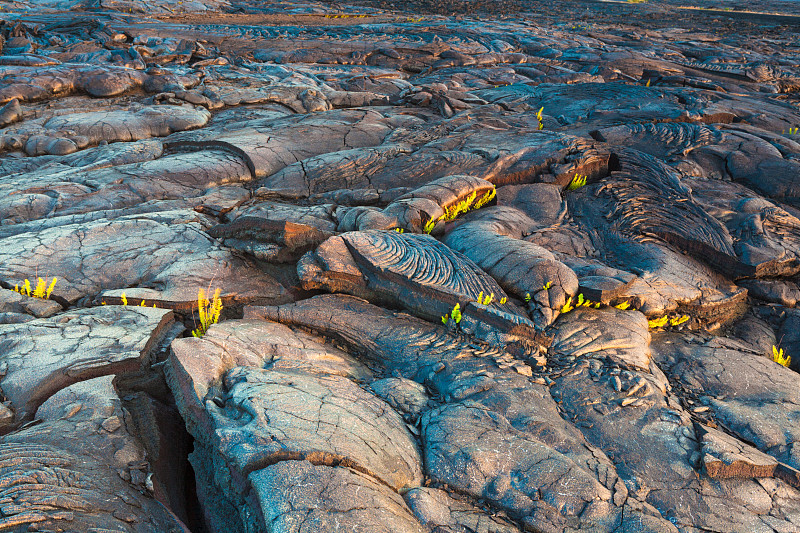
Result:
[524, 293, 531, 302]
[543, 281, 552, 290]
[560, 293, 602, 314]
[324, 13, 369, 18]
[773, 345, 791, 367]
[614, 300, 631, 310]
[785, 127, 799, 135]
[423, 188, 496, 234]
[441, 303, 462, 325]
[13, 276, 57, 300]
[560, 294, 602, 313]
[536, 106, 544, 130]
[475, 291, 507, 306]
[647, 316, 668, 328]
[444, 189, 495, 220]
[648, 314, 690, 329]
[577, 293, 601, 308]
[192, 288, 223, 338]
[102, 291, 156, 307]
[394, 228, 405, 233]
[566, 174, 588, 191]
[669, 315, 689, 327]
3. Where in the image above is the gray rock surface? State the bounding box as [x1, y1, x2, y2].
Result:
[0, 305, 174, 423]
[166, 317, 422, 532]
[652, 333, 800, 470]
[250, 295, 678, 532]
[0, 376, 188, 532]
[3, 0, 800, 531]
[0, 209, 288, 308]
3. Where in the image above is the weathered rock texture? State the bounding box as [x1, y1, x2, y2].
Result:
[2, 0, 800, 531]
[0, 375, 188, 532]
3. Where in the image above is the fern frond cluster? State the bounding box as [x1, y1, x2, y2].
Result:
[424, 189, 496, 234]
[560, 293, 601, 314]
[13, 277, 57, 300]
[648, 314, 689, 329]
[773, 345, 791, 367]
[441, 303, 462, 325]
[192, 288, 223, 338]
[566, 174, 588, 191]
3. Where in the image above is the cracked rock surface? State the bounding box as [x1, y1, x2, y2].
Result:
[2, 0, 800, 531]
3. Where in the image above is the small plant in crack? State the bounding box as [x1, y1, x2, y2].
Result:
[441, 303, 462, 325]
[773, 345, 791, 367]
[14, 276, 57, 300]
[560, 293, 601, 314]
[423, 216, 438, 234]
[102, 291, 156, 307]
[647, 315, 668, 329]
[423, 188, 496, 234]
[566, 174, 588, 191]
[192, 288, 223, 338]
[669, 315, 689, 327]
[648, 314, 690, 329]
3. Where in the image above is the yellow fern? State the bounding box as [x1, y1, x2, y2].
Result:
[473, 189, 496, 210]
[669, 315, 689, 327]
[648, 315, 669, 328]
[427, 188, 496, 233]
[566, 174, 588, 191]
[423, 217, 438, 234]
[773, 345, 791, 367]
[442, 303, 462, 325]
[13, 276, 57, 300]
[192, 288, 223, 338]
[32, 277, 46, 298]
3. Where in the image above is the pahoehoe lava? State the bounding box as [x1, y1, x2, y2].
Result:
[0, 0, 800, 531]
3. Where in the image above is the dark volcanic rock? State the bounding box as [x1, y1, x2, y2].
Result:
[444, 206, 580, 327]
[0, 376, 188, 532]
[4, 0, 800, 531]
[250, 461, 425, 533]
[298, 230, 545, 349]
[249, 295, 680, 532]
[0, 305, 175, 425]
[166, 317, 421, 533]
[652, 333, 800, 471]
[0, 210, 288, 308]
